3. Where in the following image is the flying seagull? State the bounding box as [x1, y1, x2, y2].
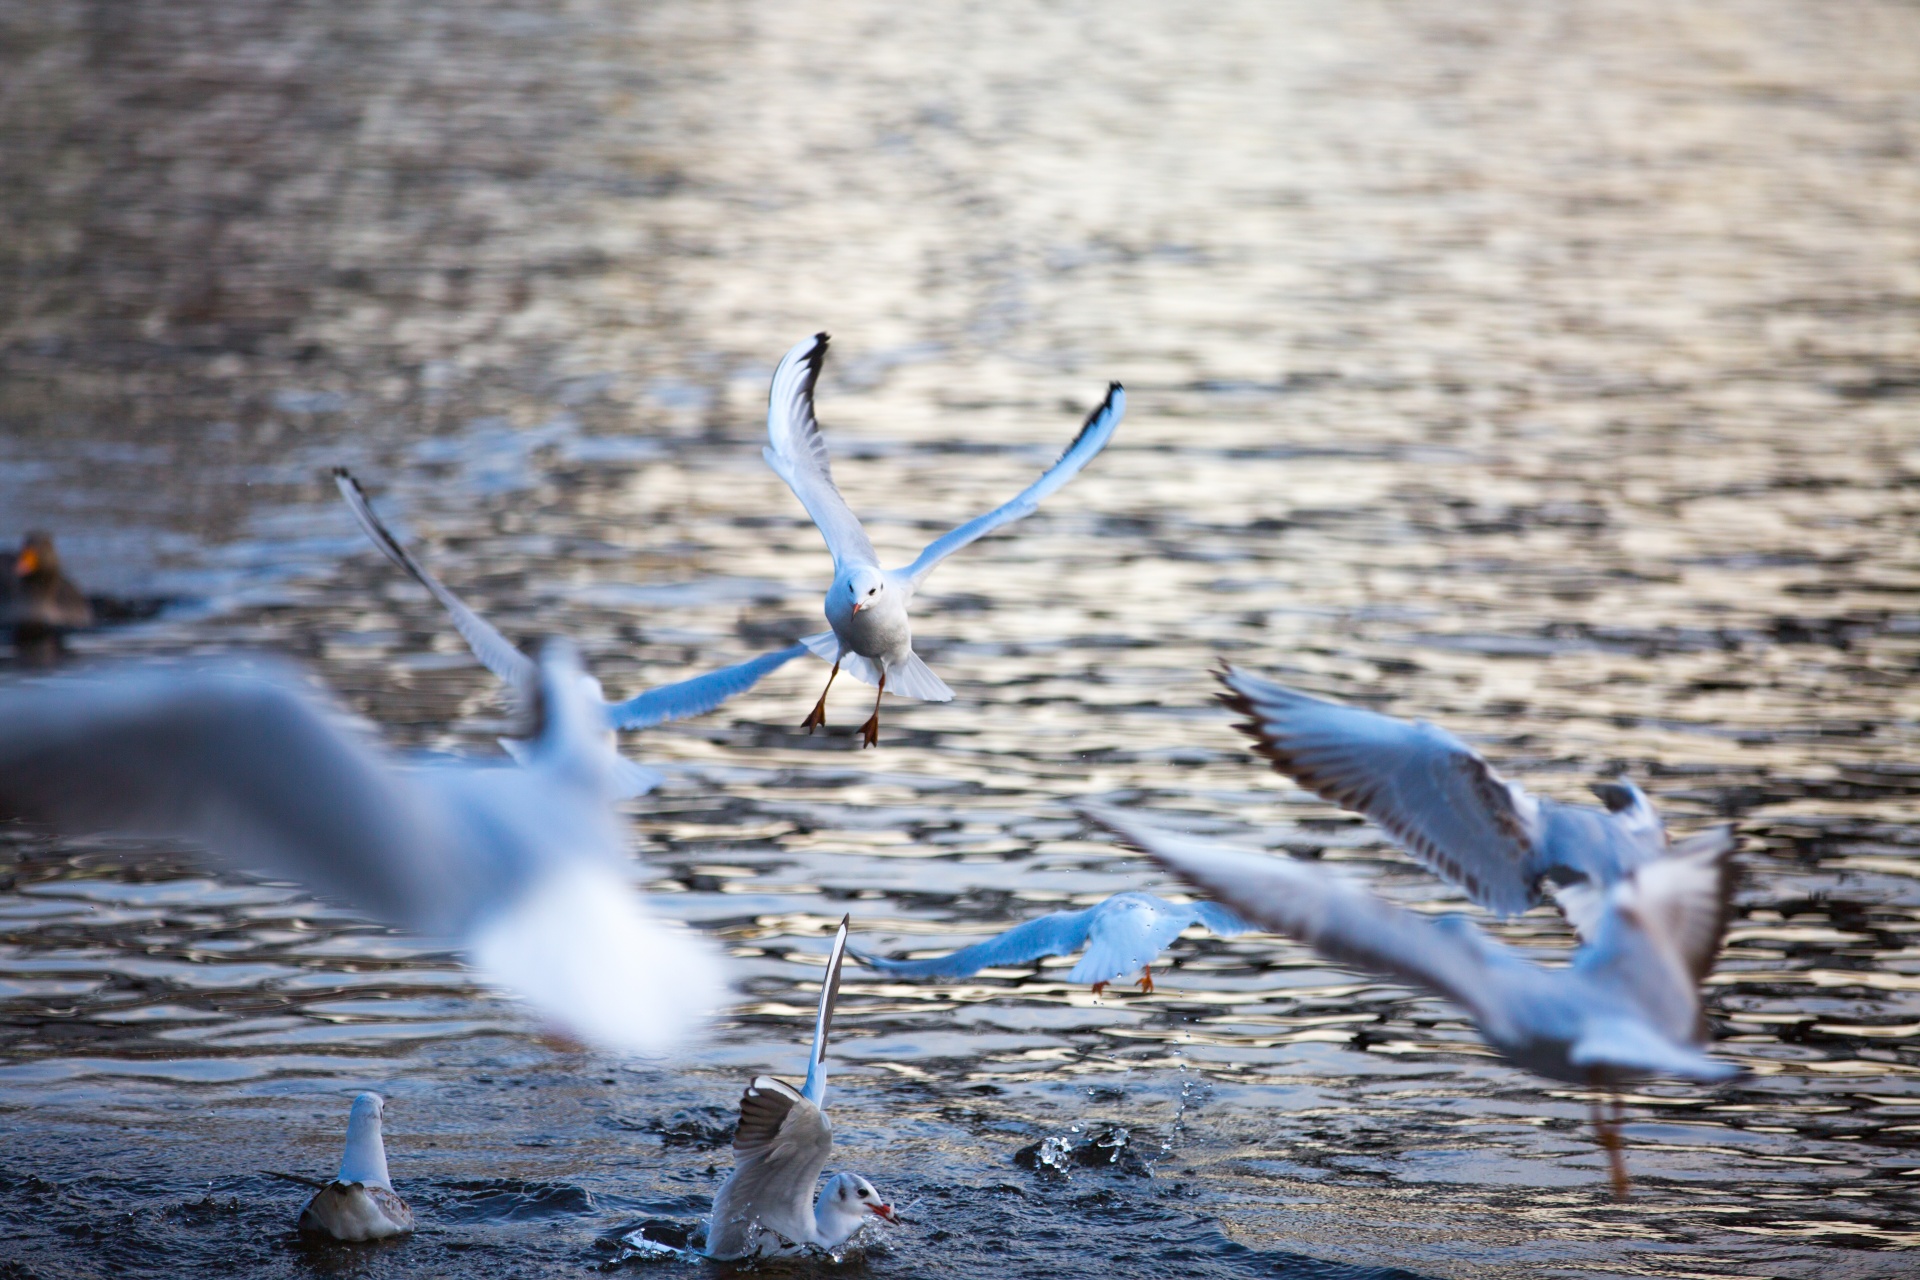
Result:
[705, 917, 899, 1260]
[297, 1093, 415, 1242]
[336, 468, 806, 795]
[762, 333, 1123, 746]
[1219, 665, 1694, 919]
[0, 642, 726, 1056]
[1084, 803, 1740, 1198]
[850, 891, 1251, 994]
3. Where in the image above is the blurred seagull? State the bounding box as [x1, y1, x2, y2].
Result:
[336, 468, 806, 795]
[762, 334, 1123, 746]
[9, 531, 93, 663]
[1219, 666, 1691, 920]
[298, 1093, 415, 1242]
[0, 642, 726, 1056]
[850, 891, 1251, 995]
[1085, 803, 1740, 1198]
[705, 917, 899, 1260]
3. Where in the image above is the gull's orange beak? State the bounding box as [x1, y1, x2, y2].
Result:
[871, 1203, 899, 1224]
[15, 548, 37, 577]
[850, 601, 863, 615]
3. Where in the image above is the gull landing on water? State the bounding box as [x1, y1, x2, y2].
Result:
[298, 1093, 415, 1242]
[335, 468, 807, 796]
[761, 333, 1123, 746]
[1085, 803, 1742, 1199]
[850, 891, 1251, 996]
[704, 918, 900, 1260]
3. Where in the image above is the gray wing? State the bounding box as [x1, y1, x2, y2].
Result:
[898, 383, 1123, 587]
[335, 469, 538, 695]
[848, 907, 1098, 979]
[1084, 804, 1500, 1018]
[800, 917, 849, 1106]
[1219, 666, 1546, 917]
[1190, 899, 1255, 937]
[604, 643, 809, 730]
[0, 663, 466, 935]
[761, 334, 879, 569]
[707, 1076, 834, 1258]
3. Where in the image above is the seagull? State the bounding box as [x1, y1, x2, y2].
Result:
[705, 917, 899, 1260]
[336, 468, 807, 796]
[1084, 803, 1741, 1198]
[0, 641, 726, 1056]
[9, 531, 92, 663]
[761, 333, 1123, 746]
[849, 891, 1251, 995]
[1219, 665, 1692, 919]
[298, 1093, 416, 1241]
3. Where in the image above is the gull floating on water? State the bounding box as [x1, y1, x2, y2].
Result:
[0, 642, 725, 1056]
[762, 333, 1123, 746]
[336, 468, 807, 795]
[298, 1093, 415, 1242]
[1084, 803, 1740, 1197]
[8, 531, 92, 664]
[705, 917, 899, 1260]
[850, 891, 1250, 994]
[1219, 665, 1692, 919]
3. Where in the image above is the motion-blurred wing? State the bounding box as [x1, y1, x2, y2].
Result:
[1084, 804, 1495, 1016]
[335, 469, 538, 695]
[848, 907, 1098, 980]
[898, 383, 1124, 587]
[1190, 899, 1255, 937]
[604, 643, 810, 730]
[1219, 666, 1545, 916]
[761, 334, 879, 569]
[1570, 1017, 1741, 1083]
[1612, 825, 1739, 985]
[0, 663, 465, 932]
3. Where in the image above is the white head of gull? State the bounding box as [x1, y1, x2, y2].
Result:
[704, 917, 899, 1260]
[1084, 803, 1741, 1199]
[0, 642, 726, 1056]
[335, 467, 808, 798]
[850, 890, 1251, 995]
[298, 1092, 415, 1241]
[1218, 665, 1701, 921]
[760, 333, 1123, 746]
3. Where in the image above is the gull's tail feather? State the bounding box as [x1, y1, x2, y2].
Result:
[1570, 1017, 1743, 1083]
[465, 862, 725, 1057]
[495, 734, 664, 797]
[884, 652, 953, 702]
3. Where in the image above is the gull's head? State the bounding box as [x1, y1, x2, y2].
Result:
[823, 1172, 899, 1224]
[844, 566, 887, 615]
[15, 531, 56, 578]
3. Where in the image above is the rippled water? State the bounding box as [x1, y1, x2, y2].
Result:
[2, 1, 1918, 1277]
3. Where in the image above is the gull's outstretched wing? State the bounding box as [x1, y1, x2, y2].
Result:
[706, 1076, 834, 1259]
[801, 916, 849, 1107]
[1190, 900, 1255, 937]
[335, 469, 538, 694]
[897, 383, 1124, 587]
[1219, 666, 1547, 917]
[604, 643, 810, 731]
[848, 907, 1098, 980]
[761, 334, 879, 569]
[1084, 804, 1497, 1016]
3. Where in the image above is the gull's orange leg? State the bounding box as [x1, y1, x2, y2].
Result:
[859, 672, 887, 748]
[801, 660, 840, 732]
[1136, 966, 1154, 993]
[1090, 981, 1109, 997]
[1591, 1091, 1630, 1201]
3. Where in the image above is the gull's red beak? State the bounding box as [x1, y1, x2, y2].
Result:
[850, 602, 863, 615]
[871, 1203, 899, 1224]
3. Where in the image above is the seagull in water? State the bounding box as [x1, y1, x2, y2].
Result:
[8, 531, 92, 663]
[705, 917, 899, 1260]
[761, 334, 1124, 746]
[1085, 803, 1741, 1198]
[336, 468, 807, 795]
[298, 1093, 415, 1242]
[0, 642, 726, 1056]
[850, 891, 1251, 995]
[1219, 665, 1695, 919]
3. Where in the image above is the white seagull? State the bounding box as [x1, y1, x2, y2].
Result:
[298, 1092, 416, 1242]
[849, 891, 1251, 995]
[1084, 803, 1741, 1198]
[0, 643, 725, 1056]
[762, 333, 1124, 746]
[705, 917, 899, 1260]
[336, 468, 807, 795]
[1219, 665, 1691, 918]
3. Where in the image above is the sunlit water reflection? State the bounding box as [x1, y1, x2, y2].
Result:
[2, 1, 1917, 1277]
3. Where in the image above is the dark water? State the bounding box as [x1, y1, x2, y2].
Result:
[2, 2, 1917, 1277]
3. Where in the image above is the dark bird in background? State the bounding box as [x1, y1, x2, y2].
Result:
[9, 531, 92, 663]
